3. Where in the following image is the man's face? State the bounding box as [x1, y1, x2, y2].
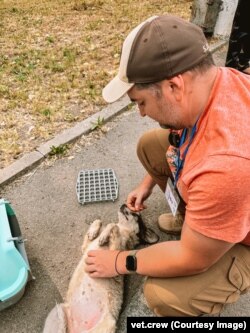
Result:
[127, 83, 184, 130]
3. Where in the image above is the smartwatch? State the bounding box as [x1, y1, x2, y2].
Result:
[126, 250, 138, 272]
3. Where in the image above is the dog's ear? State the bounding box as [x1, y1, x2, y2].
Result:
[137, 214, 159, 245]
[142, 227, 160, 245]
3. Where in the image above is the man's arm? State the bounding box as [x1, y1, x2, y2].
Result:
[86, 224, 234, 278]
[116, 223, 234, 277]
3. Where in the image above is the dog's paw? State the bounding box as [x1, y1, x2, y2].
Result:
[98, 223, 118, 246]
[109, 225, 122, 250]
[87, 219, 102, 240]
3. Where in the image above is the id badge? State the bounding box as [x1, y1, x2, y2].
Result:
[165, 178, 180, 216]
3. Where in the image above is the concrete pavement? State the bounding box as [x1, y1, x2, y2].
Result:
[0, 41, 249, 333]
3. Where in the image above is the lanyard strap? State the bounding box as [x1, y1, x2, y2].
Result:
[174, 122, 198, 187]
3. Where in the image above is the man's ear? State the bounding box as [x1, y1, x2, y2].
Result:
[161, 75, 184, 102]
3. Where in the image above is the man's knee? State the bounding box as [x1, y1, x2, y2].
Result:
[137, 130, 156, 160]
[143, 277, 197, 317]
[136, 129, 172, 191]
[137, 129, 169, 158]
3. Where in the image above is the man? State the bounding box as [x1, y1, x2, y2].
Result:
[85, 15, 250, 316]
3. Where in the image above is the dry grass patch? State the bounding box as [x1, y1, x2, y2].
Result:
[0, 0, 192, 168]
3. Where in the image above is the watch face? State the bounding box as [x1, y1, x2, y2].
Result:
[126, 255, 137, 271]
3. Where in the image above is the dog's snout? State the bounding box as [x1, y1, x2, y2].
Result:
[119, 204, 127, 213]
[119, 204, 130, 220]
[119, 204, 130, 215]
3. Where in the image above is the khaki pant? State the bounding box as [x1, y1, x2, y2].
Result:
[137, 128, 250, 316]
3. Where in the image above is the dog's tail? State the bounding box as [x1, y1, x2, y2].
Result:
[43, 303, 67, 333]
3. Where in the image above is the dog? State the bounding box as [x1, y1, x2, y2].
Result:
[43, 204, 159, 333]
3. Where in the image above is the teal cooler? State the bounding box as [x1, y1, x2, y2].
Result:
[0, 199, 32, 310]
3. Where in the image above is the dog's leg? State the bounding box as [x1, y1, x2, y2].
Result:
[108, 225, 123, 250]
[98, 223, 118, 246]
[81, 219, 102, 253]
[43, 303, 67, 333]
[87, 219, 102, 240]
[98, 223, 123, 251]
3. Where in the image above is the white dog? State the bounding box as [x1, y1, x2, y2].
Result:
[43, 204, 159, 333]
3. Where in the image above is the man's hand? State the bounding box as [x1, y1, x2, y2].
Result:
[85, 249, 121, 278]
[126, 174, 156, 211]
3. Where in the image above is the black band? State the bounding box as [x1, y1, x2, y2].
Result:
[115, 250, 122, 275]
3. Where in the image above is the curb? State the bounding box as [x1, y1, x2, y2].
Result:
[0, 40, 227, 187]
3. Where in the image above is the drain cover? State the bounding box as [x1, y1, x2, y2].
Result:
[76, 168, 119, 204]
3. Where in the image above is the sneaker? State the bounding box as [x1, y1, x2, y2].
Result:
[157, 213, 184, 235]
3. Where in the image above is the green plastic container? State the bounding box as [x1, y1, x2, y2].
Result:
[0, 198, 32, 311]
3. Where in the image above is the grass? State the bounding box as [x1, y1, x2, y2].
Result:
[91, 116, 105, 131]
[49, 144, 69, 156]
[0, 0, 192, 168]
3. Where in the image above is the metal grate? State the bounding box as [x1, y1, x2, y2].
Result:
[76, 168, 119, 204]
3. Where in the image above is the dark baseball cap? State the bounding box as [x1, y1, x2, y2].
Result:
[102, 14, 210, 103]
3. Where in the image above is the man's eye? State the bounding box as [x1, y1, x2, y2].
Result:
[138, 101, 144, 107]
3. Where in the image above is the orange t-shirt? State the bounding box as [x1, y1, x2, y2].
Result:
[176, 68, 250, 245]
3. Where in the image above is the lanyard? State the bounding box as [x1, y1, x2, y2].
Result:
[174, 122, 198, 188]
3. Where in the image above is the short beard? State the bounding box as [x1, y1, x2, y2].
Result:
[157, 95, 183, 130]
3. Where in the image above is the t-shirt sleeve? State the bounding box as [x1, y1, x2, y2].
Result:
[184, 155, 250, 243]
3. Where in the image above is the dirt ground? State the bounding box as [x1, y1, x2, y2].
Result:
[0, 0, 192, 168]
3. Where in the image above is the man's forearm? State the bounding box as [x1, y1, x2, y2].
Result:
[140, 174, 157, 191]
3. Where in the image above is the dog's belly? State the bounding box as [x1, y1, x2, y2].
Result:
[67, 274, 118, 333]
[67, 294, 103, 332]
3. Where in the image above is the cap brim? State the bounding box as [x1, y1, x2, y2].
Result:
[102, 75, 134, 103]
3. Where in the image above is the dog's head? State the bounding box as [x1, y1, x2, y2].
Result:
[118, 204, 159, 249]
